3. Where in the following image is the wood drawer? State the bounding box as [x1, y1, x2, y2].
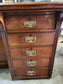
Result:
[14, 67, 49, 79]
[5, 12, 55, 31]
[12, 59, 50, 68]
[7, 32, 55, 46]
[10, 47, 53, 59]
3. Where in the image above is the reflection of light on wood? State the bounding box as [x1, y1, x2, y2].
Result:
[0, 13, 5, 30]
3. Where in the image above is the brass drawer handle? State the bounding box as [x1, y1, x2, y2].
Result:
[27, 71, 36, 76]
[26, 51, 36, 56]
[25, 37, 36, 43]
[27, 61, 36, 66]
[24, 21, 36, 27]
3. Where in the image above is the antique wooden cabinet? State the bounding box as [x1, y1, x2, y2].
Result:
[0, 2, 63, 80]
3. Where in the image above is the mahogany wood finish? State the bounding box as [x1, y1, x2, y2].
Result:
[15, 67, 49, 79]
[0, 21, 7, 67]
[10, 47, 53, 59]
[0, 32, 7, 66]
[7, 32, 55, 47]
[12, 59, 50, 68]
[0, 2, 63, 80]
[5, 13, 55, 30]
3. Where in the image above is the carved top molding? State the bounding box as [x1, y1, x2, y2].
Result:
[0, 2, 63, 11]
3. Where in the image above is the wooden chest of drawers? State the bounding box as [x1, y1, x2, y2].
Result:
[0, 2, 63, 80]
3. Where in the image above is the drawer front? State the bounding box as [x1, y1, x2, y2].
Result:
[5, 13, 55, 31]
[12, 59, 50, 68]
[10, 47, 52, 59]
[7, 32, 55, 46]
[15, 67, 49, 79]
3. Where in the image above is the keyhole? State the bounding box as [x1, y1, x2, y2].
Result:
[30, 48, 32, 50]
[29, 17, 31, 21]
[30, 59, 32, 61]
[29, 34, 32, 37]
[30, 69, 32, 71]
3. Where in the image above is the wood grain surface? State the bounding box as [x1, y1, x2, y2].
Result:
[10, 47, 53, 59]
[7, 32, 55, 46]
[5, 13, 55, 30]
[0, 2, 62, 80]
[15, 67, 49, 79]
[12, 59, 50, 68]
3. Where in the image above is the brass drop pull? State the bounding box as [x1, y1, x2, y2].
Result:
[27, 71, 36, 76]
[27, 61, 36, 66]
[25, 37, 36, 43]
[24, 21, 36, 27]
[26, 51, 36, 56]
